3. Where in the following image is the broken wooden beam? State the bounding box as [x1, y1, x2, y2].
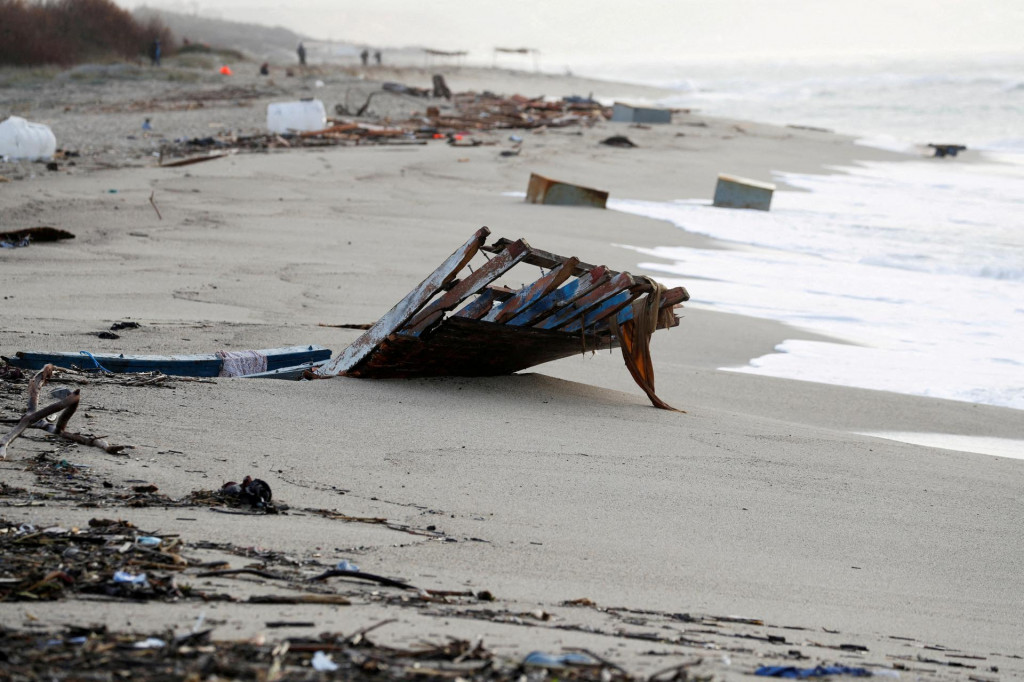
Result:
[313, 228, 490, 377]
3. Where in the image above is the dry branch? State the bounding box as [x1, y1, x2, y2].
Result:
[0, 391, 79, 460]
[0, 364, 129, 459]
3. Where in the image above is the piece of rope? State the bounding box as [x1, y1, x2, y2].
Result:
[78, 351, 112, 373]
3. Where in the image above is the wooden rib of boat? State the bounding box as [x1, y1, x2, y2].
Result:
[5, 345, 332, 378]
[313, 228, 688, 409]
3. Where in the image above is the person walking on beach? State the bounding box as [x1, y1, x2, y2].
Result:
[149, 39, 161, 67]
[374, 50, 382, 65]
[297, 42, 307, 66]
[360, 49, 369, 66]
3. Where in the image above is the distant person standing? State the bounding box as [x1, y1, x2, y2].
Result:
[360, 49, 369, 66]
[297, 42, 307, 66]
[149, 38, 161, 67]
[374, 50, 382, 65]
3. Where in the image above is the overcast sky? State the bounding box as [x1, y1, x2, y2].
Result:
[115, 0, 1023, 64]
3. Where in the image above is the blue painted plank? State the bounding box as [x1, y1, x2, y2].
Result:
[506, 267, 607, 327]
[561, 290, 636, 333]
[9, 345, 332, 377]
[540, 273, 633, 330]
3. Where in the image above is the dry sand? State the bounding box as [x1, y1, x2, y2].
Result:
[2, 59, 1023, 680]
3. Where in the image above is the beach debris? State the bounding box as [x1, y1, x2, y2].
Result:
[526, 172, 609, 208]
[754, 665, 874, 677]
[0, 116, 57, 160]
[266, 99, 327, 134]
[523, 650, 601, 669]
[448, 133, 483, 147]
[309, 565, 417, 590]
[433, 74, 452, 99]
[152, 91, 608, 164]
[220, 475, 273, 508]
[0, 226, 75, 249]
[5, 345, 331, 378]
[159, 151, 232, 167]
[611, 102, 672, 124]
[110, 320, 140, 331]
[601, 135, 637, 148]
[713, 173, 776, 211]
[382, 81, 431, 97]
[0, 365, 129, 459]
[787, 124, 833, 133]
[434, 91, 609, 131]
[311, 650, 341, 671]
[0, 364, 25, 382]
[0, 623, 582, 681]
[311, 228, 687, 410]
[928, 143, 967, 158]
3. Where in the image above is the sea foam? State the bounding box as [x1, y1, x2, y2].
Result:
[611, 159, 1024, 411]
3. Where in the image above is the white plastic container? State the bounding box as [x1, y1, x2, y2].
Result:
[0, 116, 57, 161]
[266, 99, 326, 134]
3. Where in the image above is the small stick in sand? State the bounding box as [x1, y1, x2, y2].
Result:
[149, 190, 162, 220]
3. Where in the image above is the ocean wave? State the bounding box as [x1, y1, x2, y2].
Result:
[641, 56, 1024, 152]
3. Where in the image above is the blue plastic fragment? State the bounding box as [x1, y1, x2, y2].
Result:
[335, 560, 360, 572]
[113, 571, 148, 585]
[523, 651, 596, 668]
[755, 665, 874, 678]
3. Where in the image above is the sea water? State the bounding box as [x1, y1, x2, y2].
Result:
[586, 55, 1023, 448]
[611, 159, 1024, 411]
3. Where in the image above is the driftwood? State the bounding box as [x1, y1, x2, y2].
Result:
[159, 153, 230, 168]
[0, 364, 128, 459]
[308, 568, 417, 591]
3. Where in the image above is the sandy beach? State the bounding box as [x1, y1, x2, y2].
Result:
[2, 59, 1023, 680]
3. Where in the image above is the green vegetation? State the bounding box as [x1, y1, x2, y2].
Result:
[0, 0, 173, 67]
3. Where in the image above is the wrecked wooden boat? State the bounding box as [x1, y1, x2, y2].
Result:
[313, 228, 688, 409]
[5, 345, 331, 378]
